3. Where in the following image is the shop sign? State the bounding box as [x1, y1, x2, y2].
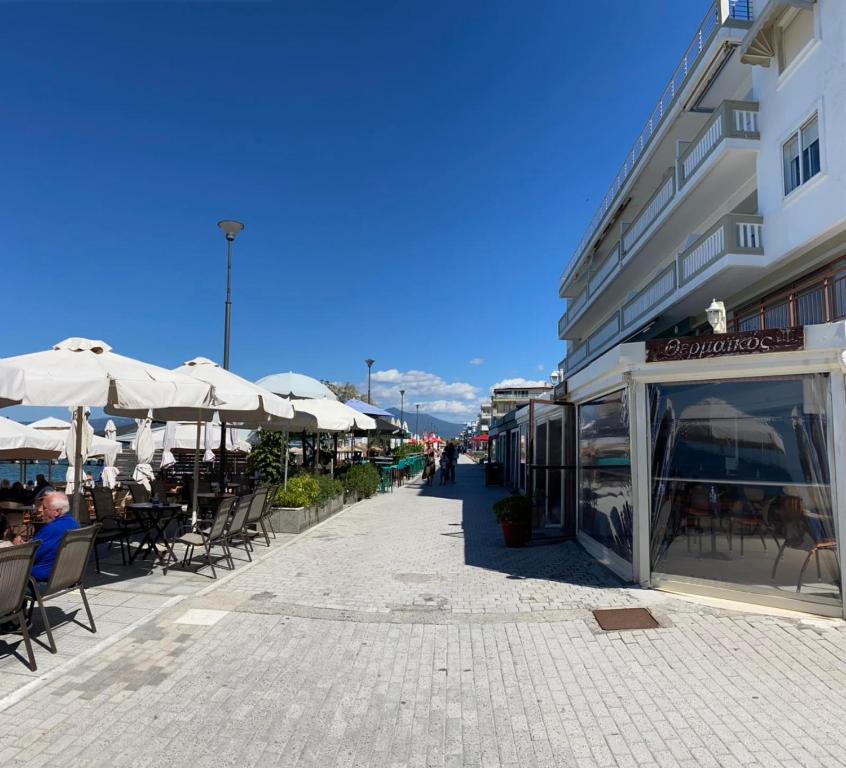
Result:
[645, 327, 804, 363]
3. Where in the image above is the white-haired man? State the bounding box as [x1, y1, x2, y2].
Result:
[28, 491, 80, 583]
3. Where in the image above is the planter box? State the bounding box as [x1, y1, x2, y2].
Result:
[268, 493, 346, 534]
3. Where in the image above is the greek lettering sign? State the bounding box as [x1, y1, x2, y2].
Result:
[645, 327, 804, 363]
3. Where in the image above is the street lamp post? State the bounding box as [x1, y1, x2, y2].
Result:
[415, 403, 421, 439]
[399, 389, 405, 445]
[217, 219, 244, 490]
[365, 359, 375, 404]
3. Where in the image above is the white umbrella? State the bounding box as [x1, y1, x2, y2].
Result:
[64, 408, 94, 495]
[254, 372, 337, 400]
[160, 421, 177, 470]
[101, 419, 120, 490]
[132, 417, 156, 490]
[0, 338, 214, 518]
[29, 416, 122, 458]
[203, 421, 215, 463]
[0, 417, 64, 460]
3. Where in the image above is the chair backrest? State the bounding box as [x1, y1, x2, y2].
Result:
[228, 495, 253, 535]
[151, 479, 168, 501]
[262, 485, 278, 516]
[45, 524, 101, 595]
[0, 541, 40, 619]
[125, 481, 149, 503]
[89, 487, 117, 522]
[246, 487, 268, 524]
[208, 497, 236, 542]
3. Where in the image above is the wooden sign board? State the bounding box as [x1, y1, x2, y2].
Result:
[645, 327, 804, 363]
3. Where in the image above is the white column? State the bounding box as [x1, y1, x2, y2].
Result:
[628, 376, 652, 587]
[827, 373, 846, 620]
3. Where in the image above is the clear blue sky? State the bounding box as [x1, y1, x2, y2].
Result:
[2, 0, 707, 422]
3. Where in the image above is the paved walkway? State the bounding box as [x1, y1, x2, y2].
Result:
[1, 458, 846, 767]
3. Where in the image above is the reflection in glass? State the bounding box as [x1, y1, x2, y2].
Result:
[579, 389, 632, 561]
[650, 375, 840, 606]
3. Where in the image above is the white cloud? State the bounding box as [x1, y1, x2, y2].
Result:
[469, 357, 485, 366]
[536, 363, 545, 372]
[491, 377, 549, 391]
[370, 368, 482, 419]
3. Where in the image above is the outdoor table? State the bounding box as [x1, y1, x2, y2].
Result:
[126, 503, 182, 567]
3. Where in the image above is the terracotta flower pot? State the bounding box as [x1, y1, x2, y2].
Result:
[501, 520, 527, 548]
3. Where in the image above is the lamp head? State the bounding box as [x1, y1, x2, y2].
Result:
[365, 358, 375, 369]
[218, 220, 245, 242]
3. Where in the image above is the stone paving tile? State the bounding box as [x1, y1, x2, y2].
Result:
[0, 459, 845, 767]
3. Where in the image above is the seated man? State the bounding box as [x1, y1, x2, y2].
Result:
[30, 492, 80, 583]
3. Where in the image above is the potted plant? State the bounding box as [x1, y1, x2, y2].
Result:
[342, 464, 380, 501]
[493, 494, 532, 547]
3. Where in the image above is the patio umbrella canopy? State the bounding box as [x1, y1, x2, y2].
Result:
[133, 417, 155, 490]
[0, 338, 215, 517]
[28, 416, 123, 458]
[101, 419, 120, 489]
[0, 417, 64, 460]
[255, 372, 337, 401]
[65, 408, 94, 494]
[343, 399, 393, 419]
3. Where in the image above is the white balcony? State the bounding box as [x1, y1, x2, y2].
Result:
[558, 99, 759, 341]
[564, 213, 767, 377]
[559, 0, 754, 297]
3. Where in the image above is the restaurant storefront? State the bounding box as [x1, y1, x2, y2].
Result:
[567, 323, 846, 617]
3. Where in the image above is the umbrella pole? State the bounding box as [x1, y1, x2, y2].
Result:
[72, 405, 84, 521]
[283, 431, 289, 488]
[192, 415, 201, 527]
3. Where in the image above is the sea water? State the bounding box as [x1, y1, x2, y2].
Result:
[0, 461, 103, 486]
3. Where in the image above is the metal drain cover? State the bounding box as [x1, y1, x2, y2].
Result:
[593, 607, 659, 631]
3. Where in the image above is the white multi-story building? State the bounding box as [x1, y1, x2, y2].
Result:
[557, 0, 846, 617]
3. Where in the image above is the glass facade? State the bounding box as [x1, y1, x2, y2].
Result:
[649, 375, 839, 606]
[578, 389, 633, 562]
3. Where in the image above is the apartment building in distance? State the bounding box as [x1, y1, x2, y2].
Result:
[557, 0, 846, 616]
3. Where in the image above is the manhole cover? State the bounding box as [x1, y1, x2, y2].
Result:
[592, 607, 659, 631]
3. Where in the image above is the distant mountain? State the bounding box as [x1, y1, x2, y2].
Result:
[386, 408, 464, 440]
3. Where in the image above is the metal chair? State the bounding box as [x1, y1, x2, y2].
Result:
[88, 487, 133, 572]
[261, 484, 278, 539]
[225, 495, 254, 562]
[0, 542, 41, 670]
[124, 480, 150, 504]
[167, 497, 235, 579]
[27, 525, 101, 655]
[244, 487, 271, 547]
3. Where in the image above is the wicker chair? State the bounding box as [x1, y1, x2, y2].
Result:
[167, 497, 235, 579]
[0, 542, 41, 670]
[27, 525, 101, 655]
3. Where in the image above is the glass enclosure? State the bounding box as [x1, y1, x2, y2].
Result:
[650, 375, 839, 607]
[578, 389, 633, 561]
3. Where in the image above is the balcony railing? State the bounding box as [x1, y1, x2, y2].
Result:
[622, 263, 677, 329]
[679, 213, 764, 285]
[588, 242, 621, 295]
[588, 313, 621, 353]
[559, 0, 754, 292]
[558, 286, 588, 336]
[621, 172, 675, 255]
[678, 100, 760, 187]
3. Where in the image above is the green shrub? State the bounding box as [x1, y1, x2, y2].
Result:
[274, 475, 320, 508]
[492, 493, 532, 523]
[342, 464, 380, 498]
[393, 442, 424, 459]
[315, 474, 344, 504]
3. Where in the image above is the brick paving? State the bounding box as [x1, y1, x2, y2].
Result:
[1, 457, 846, 767]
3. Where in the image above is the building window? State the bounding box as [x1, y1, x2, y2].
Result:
[764, 302, 790, 329]
[737, 314, 761, 332]
[783, 114, 821, 195]
[778, 8, 814, 73]
[832, 275, 846, 320]
[578, 389, 632, 562]
[796, 286, 825, 325]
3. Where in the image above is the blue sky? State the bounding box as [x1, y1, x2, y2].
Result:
[1, 0, 707, 423]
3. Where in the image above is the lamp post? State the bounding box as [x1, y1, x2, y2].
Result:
[415, 403, 421, 439]
[217, 219, 244, 490]
[365, 359, 375, 404]
[399, 389, 405, 445]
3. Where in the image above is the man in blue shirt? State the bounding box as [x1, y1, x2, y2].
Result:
[30, 492, 79, 583]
